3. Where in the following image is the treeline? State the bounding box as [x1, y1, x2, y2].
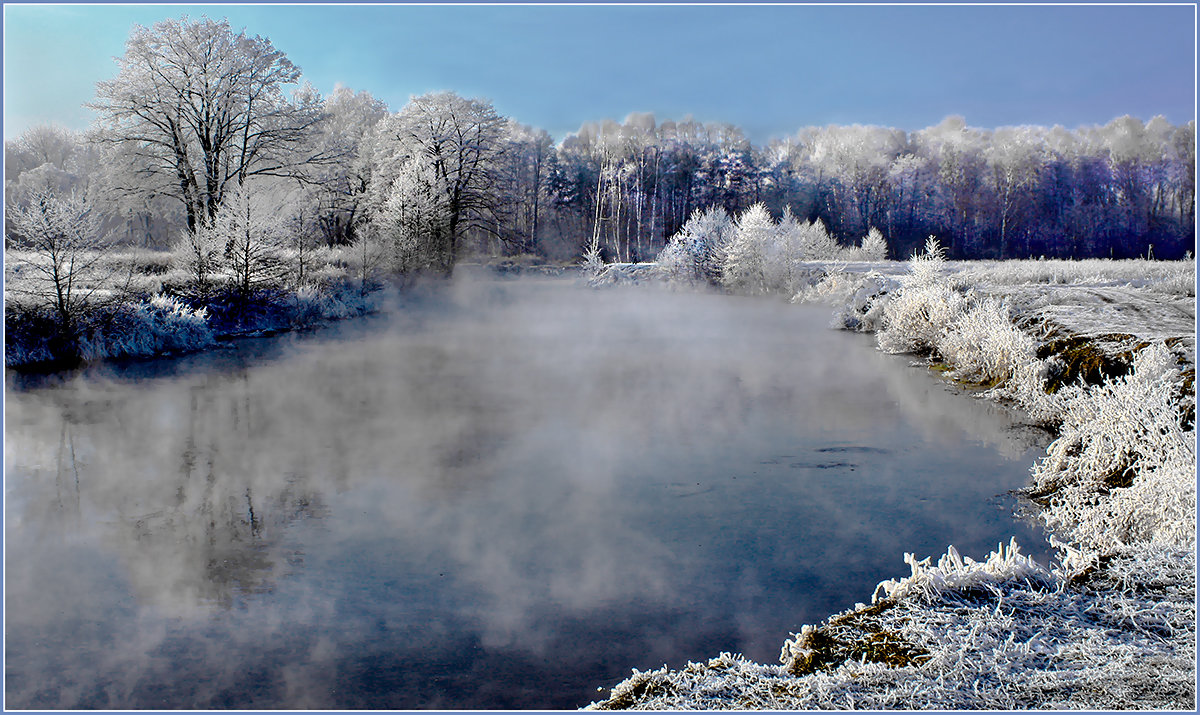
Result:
[4, 15, 1196, 273]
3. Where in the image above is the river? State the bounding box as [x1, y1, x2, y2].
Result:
[4, 274, 1049, 709]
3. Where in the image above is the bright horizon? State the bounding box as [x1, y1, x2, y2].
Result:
[3, 2, 1197, 144]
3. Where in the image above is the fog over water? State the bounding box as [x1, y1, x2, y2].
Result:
[4, 274, 1049, 709]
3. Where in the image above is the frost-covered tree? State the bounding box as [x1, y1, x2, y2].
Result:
[763, 206, 804, 293]
[721, 203, 775, 293]
[174, 221, 224, 295]
[5, 189, 112, 338]
[984, 127, 1048, 257]
[206, 183, 288, 297]
[795, 216, 838, 260]
[858, 227, 889, 260]
[309, 85, 389, 246]
[4, 124, 80, 177]
[90, 16, 334, 232]
[373, 91, 507, 275]
[496, 122, 555, 255]
[656, 205, 733, 282]
[373, 156, 448, 275]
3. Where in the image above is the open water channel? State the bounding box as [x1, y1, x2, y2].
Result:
[4, 274, 1050, 709]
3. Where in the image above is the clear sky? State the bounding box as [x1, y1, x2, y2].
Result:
[2, 2, 1196, 144]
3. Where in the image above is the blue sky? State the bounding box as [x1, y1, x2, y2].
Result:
[2, 3, 1196, 144]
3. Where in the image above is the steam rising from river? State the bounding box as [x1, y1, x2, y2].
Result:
[4, 273, 1049, 709]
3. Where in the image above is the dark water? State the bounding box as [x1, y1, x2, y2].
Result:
[4, 276, 1049, 709]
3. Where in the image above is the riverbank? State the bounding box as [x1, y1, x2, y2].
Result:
[3, 279, 394, 373]
[2, 253, 578, 373]
[587, 255, 1195, 710]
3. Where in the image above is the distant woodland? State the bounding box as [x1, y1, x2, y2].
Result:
[5, 16, 1196, 270]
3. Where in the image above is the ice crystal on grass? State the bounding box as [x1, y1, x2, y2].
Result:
[1030, 343, 1196, 553]
[870, 538, 1049, 603]
[590, 549, 1194, 710]
[78, 294, 214, 361]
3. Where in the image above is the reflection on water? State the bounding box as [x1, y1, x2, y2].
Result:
[4, 276, 1049, 709]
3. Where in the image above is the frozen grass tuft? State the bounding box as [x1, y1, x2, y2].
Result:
[79, 293, 215, 361]
[1029, 343, 1196, 554]
[869, 538, 1049, 603]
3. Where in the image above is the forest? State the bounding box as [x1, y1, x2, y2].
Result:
[3, 16, 1196, 366]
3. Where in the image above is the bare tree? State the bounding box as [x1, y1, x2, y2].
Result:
[90, 16, 336, 232]
[5, 189, 112, 339]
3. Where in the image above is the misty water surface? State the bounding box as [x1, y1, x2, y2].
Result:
[4, 274, 1049, 709]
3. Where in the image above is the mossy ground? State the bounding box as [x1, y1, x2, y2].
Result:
[784, 599, 931, 677]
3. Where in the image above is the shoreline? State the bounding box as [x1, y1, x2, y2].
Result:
[587, 258, 1196, 710]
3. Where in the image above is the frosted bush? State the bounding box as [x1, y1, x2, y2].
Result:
[284, 282, 377, 325]
[987, 357, 1066, 426]
[877, 238, 969, 355]
[797, 271, 900, 332]
[938, 297, 1036, 385]
[1030, 342, 1196, 553]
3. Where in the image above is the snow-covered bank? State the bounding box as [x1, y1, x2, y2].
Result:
[4, 280, 383, 370]
[588, 253, 1196, 710]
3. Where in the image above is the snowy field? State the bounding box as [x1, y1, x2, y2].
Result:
[588, 255, 1196, 710]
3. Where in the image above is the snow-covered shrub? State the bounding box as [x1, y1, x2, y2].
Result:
[284, 282, 378, 325]
[877, 237, 968, 355]
[656, 205, 734, 283]
[798, 270, 900, 332]
[580, 242, 605, 277]
[1030, 342, 1196, 552]
[938, 297, 1037, 385]
[78, 294, 214, 361]
[721, 203, 775, 293]
[988, 357, 1066, 426]
[3, 303, 60, 366]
